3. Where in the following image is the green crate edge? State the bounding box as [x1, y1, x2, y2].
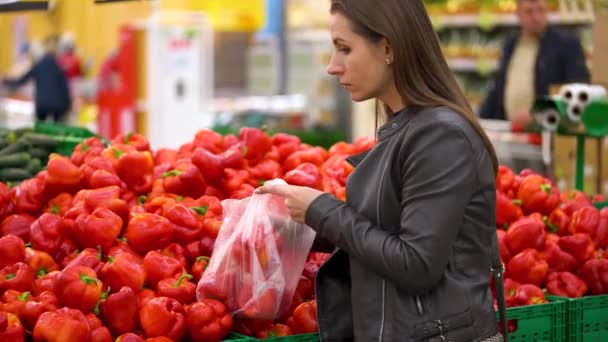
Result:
[224, 332, 256, 341]
[257, 333, 320, 342]
[546, 294, 608, 342]
[495, 298, 567, 342]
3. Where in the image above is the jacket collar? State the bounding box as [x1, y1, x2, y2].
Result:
[376, 107, 413, 142]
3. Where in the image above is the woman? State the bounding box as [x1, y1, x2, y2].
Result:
[257, 0, 504, 341]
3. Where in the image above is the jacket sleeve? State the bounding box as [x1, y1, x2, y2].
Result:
[305, 119, 476, 295]
[561, 35, 590, 83]
[2, 67, 35, 89]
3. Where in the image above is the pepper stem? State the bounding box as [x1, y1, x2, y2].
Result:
[97, 245, 103, 261]
[540, 183, 552, 194]
[50, 204, 60, 214]
[80, 274, 100, 286]
[511, 199, 523, 206]
[162, 170, 182, 178]
[172, 273, 193, 288]
[137, 195, 147, 206]
[37, 268, 47, 278]
[5, 273, 16, 280]
[191, 206, 208, 216]
[18, 292, 31, 301]
[93, 287, 111, 316]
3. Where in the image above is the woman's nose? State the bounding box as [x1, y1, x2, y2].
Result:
[326, 55, 343, 76]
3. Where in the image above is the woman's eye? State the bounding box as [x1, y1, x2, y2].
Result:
[337, 47, 350, 54]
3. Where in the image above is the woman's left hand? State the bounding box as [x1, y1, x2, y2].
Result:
[255, 184, 324, 224]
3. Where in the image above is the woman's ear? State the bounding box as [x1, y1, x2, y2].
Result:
[382, 38, 394, 65]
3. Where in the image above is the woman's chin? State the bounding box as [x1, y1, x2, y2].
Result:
[349, 91, 371, 103]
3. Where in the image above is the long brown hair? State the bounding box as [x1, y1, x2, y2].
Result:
[331, 0, 499, 173]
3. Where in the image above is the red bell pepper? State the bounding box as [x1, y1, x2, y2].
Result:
[162, 162, 207, 198]
[272, 132, 300, 147]
[54, 266, 103, 313]
[352, 136, 374, 154]
[545, 208, 570, 236]
[283, 163, 323, 190]
[193, 129, 224, 154]
[25, 247, 59, 278]
[0, 262, 35, 293]
[542, 242, 578, 273]
[505, 215, 546, 255]
[1, 289, 27, 315]
[184, 240, 203, 264]
[164, 203, 203, 245]
[503, 278, 520, 307]
[100, 286, 139, 336]
[30, 213, 67, 255]
[116, 333, 145, 342]
[196, 195, 222, 218]
[546, 271, 588, 298]
[569, 207, 601, 238]
[33, 271, 60, 296]
[143, 251, 183, 289]
[55, 239, 79, 268]
[577, 258, 608, 295]
[558, 233, 595, 265]
[0, 235, 25, 270]
[160, 243, 189, 271]
[0, 312, 24, 342]
[328, 141, 354, 156]
[560, 190, 594, 216]
[283, 149, 326, 172]
[496, 229, 513, 263]
[496, 191, 523, 228]
[70, 137, 105, 166]
[126, 213, 174, 255]
[100, 252, 145, 294]
[145, 336, 174, 342]
[192, 147, 224, 183]
[240, 127, 273, 163]
[10, 177, 45, 214]
[116, 150, 155, 194]
[222, 169, 251, 193]
[80, 156, 116, 187]
[237, 281, 279, 319]
[89, 170, 123, 189]
[33, 307, 91, 341]
[154, 148, 178, 167]
[113, 132, 151, 152]
[74, 208, 123, 253]
[232, 317, 273, 337]
[157, 273, 196, 304]
[191, 256, 209, 283]
[296, 275, 315, 301]
[108, 238, 143, 262]
[199, 235, 215, 257]
[287, 300, 318, 334]
[506, 248, 549, 287]
[44, 154, 82, 198]
[90, 326, 112, 342]
[230, 184, 256, 200]
[516, 174, 560, 215]
[186, 299, 234, 342]
[513, 284, 547, 306]
[18, 291, 59, 331]
[65, 247, 103, 274]
[138, 288, 156, 308]
[138, 296, 187, 340]
[249, 159, 283, 184]
[1, 214, 35, 242]
[219, 144, 246, 170]
[0, 182, 13, 221]
[46, 193, 73, 216]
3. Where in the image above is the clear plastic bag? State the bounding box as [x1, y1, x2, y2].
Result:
[196, 179, 316, 320]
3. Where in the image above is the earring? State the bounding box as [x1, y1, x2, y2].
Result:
[385, 58, 391, 65]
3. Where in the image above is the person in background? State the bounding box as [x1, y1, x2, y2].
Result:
[2, 36, 72, 123]
[479, 0, 590, 126]
[58, 33, 83, 81]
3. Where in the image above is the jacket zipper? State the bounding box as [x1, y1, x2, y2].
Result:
[415, 296, 425, 315]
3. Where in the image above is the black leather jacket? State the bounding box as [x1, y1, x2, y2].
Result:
[305, 107, 499, 341]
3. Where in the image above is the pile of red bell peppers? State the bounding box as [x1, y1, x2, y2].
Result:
[0, 128, 369, 341]
[495, 165, 608, 307]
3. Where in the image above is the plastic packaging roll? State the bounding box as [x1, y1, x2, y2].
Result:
[559, 84, 607, 122]
[534, 109, 561, 131]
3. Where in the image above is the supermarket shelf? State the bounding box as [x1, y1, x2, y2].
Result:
[432, 12, 594, 29]
[447, 58, 498, 72]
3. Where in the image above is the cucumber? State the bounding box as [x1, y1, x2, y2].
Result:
[0, 168, 32, 182]
[26, 158, 42, 175]
[29, 147, 51, 160]
[0, 153, 31, 168]
[0, 138, 8, 150]
[21, 133, 57, 149]
[0, 140, 29, 156]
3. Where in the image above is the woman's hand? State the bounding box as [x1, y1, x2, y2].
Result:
[255, 184, 324, 224]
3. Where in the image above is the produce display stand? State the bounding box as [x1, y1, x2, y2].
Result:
[496, 299, 567, 342]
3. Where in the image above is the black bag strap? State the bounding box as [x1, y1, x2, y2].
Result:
[491, 233, 509, 342]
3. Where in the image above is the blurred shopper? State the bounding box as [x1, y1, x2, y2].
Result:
[257, 0, 505, 341]
[479, 0, 589, 125]
[2, 36, 72, 123]
[58, 33, 83, 81]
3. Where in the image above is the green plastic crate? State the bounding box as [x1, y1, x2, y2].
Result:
[224, 332, 255, 341]
[594, 201, 608, 210]
[257, 333, 319, 342]
[549, 295, 608, 342]
[496, 299, 567, 342]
